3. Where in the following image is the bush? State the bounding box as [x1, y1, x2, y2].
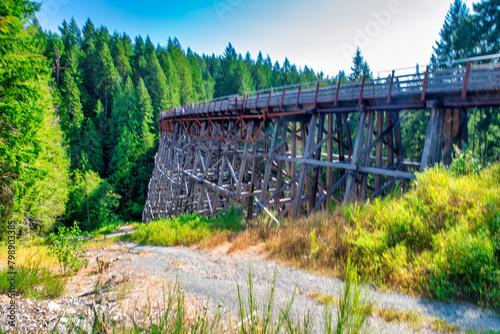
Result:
[64, 169, 121, 231]
[346, 163, 500, 310]
[49, 222, 88, 275]
[131, 213, 213, 246]
[131, 205, 245, 247]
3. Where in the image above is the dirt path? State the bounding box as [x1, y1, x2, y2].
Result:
[3, 226, 499, 333]
[118, 241, 499, 333]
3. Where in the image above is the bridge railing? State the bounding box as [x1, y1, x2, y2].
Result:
[162, 53, 500, 120]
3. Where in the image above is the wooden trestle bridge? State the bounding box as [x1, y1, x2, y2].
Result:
[143, 54, 500, 223]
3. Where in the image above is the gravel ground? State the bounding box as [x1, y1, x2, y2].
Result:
[119, 242, 500, 333]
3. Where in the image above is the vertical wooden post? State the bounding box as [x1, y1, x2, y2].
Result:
[359, 111, 375, 201]
[460, 108, 468, 147]
[291, 122, 297, 199]
[375, 111, 384, 191]
[293, 116, 317, 218]
[327, 114, 333, 192]
[337, 114, 346, 198]
[344, 112, 367, 204]
[432, 109, 445, 164]
[309, 113, 326, 210]
[443, 109, 453, 165]
[420, 105, 438, 172]
[393, 111, 404, 166]
[259, 122, 280, 205]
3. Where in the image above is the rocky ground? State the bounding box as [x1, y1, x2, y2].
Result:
[1, 226, 499, 333]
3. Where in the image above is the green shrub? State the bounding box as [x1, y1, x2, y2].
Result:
[212, 204, 244, 232]
[49, 222, 88, 275]
[131, 205, 245, 247]
[449, 145, 483, 177]
[346, 162, 500, 310]
[131, 213, 213, 246]
[64, 169, 121, 231]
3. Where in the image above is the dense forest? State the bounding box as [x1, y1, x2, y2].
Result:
[0, 0, 498, 237]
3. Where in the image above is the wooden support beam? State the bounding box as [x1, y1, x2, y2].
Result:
[375, 111, 384, 191]
[309, 113, 326, 209]
[293, 115, 317, 218]
[420, 106, 438, 172]
[360, 111, 376, 201]
[344, 112, 367, 204]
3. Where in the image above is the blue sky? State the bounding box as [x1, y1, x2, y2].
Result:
[36, 0, 473, 78]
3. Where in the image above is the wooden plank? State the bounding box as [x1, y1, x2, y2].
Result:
[443, 109, 453, 165]
[358, 166, 416, 179]
[309, 113, 326, 210]
[327, 114, 334, 192]
[420, 107, 438, 172]
[344, 112, 367, 204]
[375, 111, 384, 191]
[292, 115, 317, 218]
[274, 156, 355, 170]
[360, 111, 376, 200]
[259, 122, 280, 206]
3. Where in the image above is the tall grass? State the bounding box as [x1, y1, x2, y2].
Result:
[130, 205, 244, 247]
[346, 162, 500, 309]
[217, 160, 500, 311]
[51, 265, 371, 333]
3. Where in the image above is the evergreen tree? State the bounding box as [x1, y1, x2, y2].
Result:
[168, 38, 196, 104]
[473, 0, 500, 55]
[431, 0, 476, 66]
[142, 38, 169, 123]
[157, 48, 181, 108]
[81, 115, 104, 174]
[59, 52, 84, 168]
[350, 47, 371, 81]
[0, 0, 70, 234]
[110, 32, 132, 80]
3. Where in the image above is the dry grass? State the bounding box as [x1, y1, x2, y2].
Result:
[193, 208, 350, 276]
[227, 229, 260, 254]
[84, 237, 121, 250]
[0, 245, 58, 270]
[260, 209, 349, 275]
[196, 230, 233, 250]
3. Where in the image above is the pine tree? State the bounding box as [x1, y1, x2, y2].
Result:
[142, 39, 169, 123]
[350, 47, 371, 81]
[473, 0, 500, 55]
[0, 0, 70, 234]
[158, 49, 181, 108]
[59, 56, 84, 168]
[168, 38, 196, 104]
[431, 0, 475, 66]
[110, 32, 132, 80]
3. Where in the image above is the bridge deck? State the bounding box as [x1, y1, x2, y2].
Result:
[162, 54, 500, 123]
[144, 54, 500, 224]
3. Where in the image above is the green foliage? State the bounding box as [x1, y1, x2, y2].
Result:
[130, 213, 213, 246]
[131, 205, 244, 246]
[0, 0, 70, 236]
[213, 204, 244, 232]
[48, 222, 89, 275]
[64, 169, 120, 231]
[449, 145, 483, 177]
[327, 258, 372, 334]
[345, 163, 500, 310]
[0, 266, 66, 299]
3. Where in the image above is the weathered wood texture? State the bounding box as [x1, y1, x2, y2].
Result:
[143, 55, 500, 223]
